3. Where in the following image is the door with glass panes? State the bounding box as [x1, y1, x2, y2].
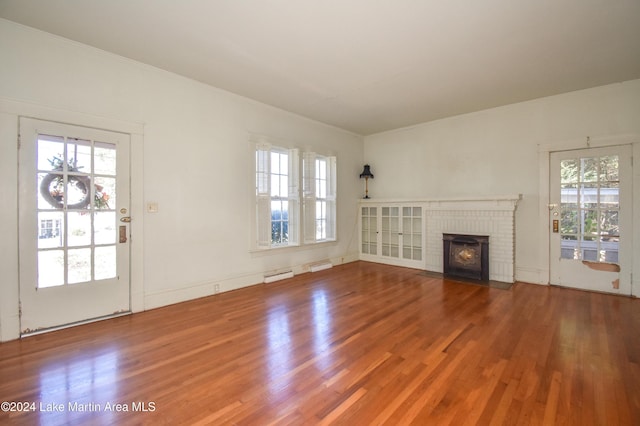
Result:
[18, 118, 131, 334]
[549, 145, 632, 294]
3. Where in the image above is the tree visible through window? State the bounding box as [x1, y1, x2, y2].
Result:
[270, 151, 289, 245]
[560, 155, 619, 262]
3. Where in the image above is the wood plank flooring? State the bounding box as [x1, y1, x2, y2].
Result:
[1, 261, 639, 425]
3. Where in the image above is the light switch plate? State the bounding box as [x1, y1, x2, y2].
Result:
[147, 202, 158, 213]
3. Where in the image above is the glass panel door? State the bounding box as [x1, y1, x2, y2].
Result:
[19, 118, 131, 334]
[550, 145, 632, 294]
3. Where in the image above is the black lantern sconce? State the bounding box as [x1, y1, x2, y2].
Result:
[359, 164, 374, 199]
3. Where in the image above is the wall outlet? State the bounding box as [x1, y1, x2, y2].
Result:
[214, 284, 220, 294]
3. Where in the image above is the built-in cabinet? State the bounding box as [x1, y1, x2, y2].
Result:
[359, 202, 424, 269]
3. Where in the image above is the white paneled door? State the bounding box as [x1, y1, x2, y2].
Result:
[549, 145, 632, 294]
[18, 118, 131, 334]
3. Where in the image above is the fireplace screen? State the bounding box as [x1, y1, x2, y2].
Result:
[443, 234, 489, 281]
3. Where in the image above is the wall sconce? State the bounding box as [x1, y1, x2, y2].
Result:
[359, 164, 374, 199]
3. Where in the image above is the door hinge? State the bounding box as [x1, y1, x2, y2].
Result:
[18, 301, 22, 318]
[17, 133, 21, 149]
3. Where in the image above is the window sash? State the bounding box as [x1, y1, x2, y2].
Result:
[303, 153, 336, 243]
[255, 141, 299, 248]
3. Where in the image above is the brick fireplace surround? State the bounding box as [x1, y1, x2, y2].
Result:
[425, 195, 522, 283]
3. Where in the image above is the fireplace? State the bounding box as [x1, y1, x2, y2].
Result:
[443, 234, 489, 282]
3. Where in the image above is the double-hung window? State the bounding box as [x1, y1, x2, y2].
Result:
[254, 138, 336, 250]
[255, 142, 299, 248]
[303, 152, 337, 243]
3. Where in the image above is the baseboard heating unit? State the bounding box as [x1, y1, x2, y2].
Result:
[310, 262, 333, 272]
[263, 270, 294, 284]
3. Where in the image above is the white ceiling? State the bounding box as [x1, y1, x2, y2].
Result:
[1, 1, 639, 135]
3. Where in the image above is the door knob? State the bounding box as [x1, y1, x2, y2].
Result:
[120, 217, 131, 223]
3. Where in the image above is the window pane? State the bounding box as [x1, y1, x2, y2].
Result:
[271, 200, 288, 244]
[38, 172, 64, 209]
[95, 246, 116, 280]
[271, 175, 280, 197]
[600, 210, 619, 239]
[38, 212, 63, 249]
[413, 218, 421, 233]
[579, 183, 598, 209]
[65, 176, 92, 210]
[38, 250, 64, 288]
[67, 212, 91, 247]
[560, 208, 578, 235]
[580, 157, 598, 182]
[94, 176, 115, 210]
[94, 141, 116, 175]
[37, 135, 65, 171]
[68, 248, 92, 284]
[67, 139, 92, 174]
[582, 209, 599, 239]
[95, 211, 116, 245]
[561, 184, 578, 209]
[599, 156, 618, 182]
[600, 183, 619, 208]
[316, 159, 326, 179]
[317, 180, 326, 198]
[561, 159, 578, 183]
[271, 152, 281, 174]
[280, 175, 288, 198]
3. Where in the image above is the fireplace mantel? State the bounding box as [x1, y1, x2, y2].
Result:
[360, 194, 522, 210]
[422, 195, 522, 211]
[358, 195, 522, 283]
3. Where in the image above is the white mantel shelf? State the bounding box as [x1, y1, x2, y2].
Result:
[358, 194, 522, 209]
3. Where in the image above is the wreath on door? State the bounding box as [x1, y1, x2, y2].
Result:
[40, 156, 110, 209]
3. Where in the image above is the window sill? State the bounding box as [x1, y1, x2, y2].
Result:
[249, 240, 338, 256]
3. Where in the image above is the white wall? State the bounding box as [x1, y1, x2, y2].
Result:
[0, 20, 363, 341]
[363, 79, 640, 286]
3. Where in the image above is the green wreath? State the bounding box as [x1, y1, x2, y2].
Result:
[40, 156, 110, 210]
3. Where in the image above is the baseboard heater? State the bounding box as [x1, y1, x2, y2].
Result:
[310, 262, 333, 272]
[263, 270, 294, 284]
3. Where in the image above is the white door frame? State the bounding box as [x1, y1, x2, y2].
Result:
[0, 98, 145, 341]
[538, 134, 638, 296]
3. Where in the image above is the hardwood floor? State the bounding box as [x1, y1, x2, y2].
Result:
[1, 261, 639, 425]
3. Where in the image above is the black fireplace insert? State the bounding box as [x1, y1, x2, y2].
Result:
[443, 234, 489, 282]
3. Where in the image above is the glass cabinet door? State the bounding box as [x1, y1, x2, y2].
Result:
[361, 206, 378, 255]
[381, 206, 400, 258]
[402, 206, 422, 260]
